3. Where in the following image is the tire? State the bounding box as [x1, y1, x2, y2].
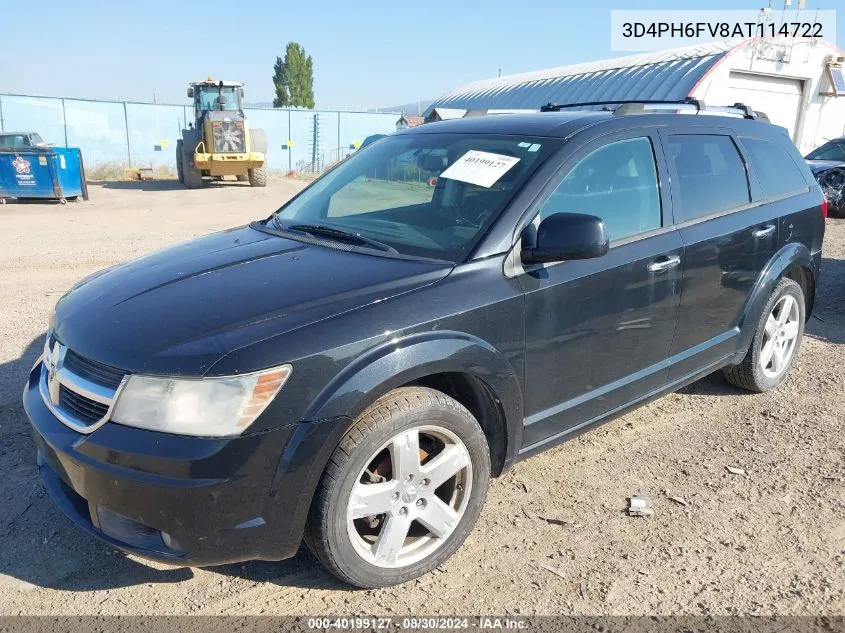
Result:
[248, 166, 267, 187]
[305, 387, 491, 588]
[236, 174, 249, 182]
[181, 149, 203, 189]
[176, 141, 184, 183]
[722, 277, 805, 392]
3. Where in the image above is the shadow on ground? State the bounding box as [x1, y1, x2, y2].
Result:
[96, 180, 185, 192]
[209, 553, 350, 592]
[98, 179, 251, 192]
[677, 371, 744, 397]
[805, 256, 845, 345]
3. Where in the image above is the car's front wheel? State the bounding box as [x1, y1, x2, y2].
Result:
[306, 387, 490, 588]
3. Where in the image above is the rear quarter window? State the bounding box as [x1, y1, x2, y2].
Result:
[739, 136, 808, 198]
[664, 134, 751, 223]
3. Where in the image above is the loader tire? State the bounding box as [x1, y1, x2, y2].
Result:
[176, 141, 184, 183]
[181, 149, 203, 189]
[248, 167, 267, 187]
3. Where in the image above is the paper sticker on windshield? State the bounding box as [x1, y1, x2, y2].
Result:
[440, 150, 520, 188]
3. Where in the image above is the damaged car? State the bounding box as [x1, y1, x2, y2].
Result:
[805, 136, 845, 217]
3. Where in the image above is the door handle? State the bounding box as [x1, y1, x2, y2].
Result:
[752, 224, 776, 239]
[647, 255, 681, 273]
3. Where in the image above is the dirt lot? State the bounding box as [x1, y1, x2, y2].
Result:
[0, 180, 842, 616]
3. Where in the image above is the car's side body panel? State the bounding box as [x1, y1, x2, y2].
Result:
[518, 228, 684, 446]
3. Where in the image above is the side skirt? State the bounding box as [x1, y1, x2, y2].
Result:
[516, 355, 734, 460]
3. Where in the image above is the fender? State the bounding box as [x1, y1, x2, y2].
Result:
[259, 333, 523, 550]
[733, 242, 815, 360]
[180, 127, 201, 154]
[302, 330, 524, 463]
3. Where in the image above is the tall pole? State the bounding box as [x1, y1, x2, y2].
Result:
[123, 102, 132, 166]
[61, 98, 69, 146]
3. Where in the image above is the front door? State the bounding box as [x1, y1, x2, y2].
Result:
[518, 130, 683, 449]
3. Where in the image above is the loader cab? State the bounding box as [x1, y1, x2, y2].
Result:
[188, 81, 244, 123]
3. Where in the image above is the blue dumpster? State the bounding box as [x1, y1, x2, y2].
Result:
[0, 147, 89, 203]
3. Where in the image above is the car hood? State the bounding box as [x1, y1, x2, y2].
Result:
[53, 225, 452, 375]
[806, 159, 845, 175]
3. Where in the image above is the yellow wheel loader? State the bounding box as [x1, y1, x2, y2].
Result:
[176, 78, 267, 188]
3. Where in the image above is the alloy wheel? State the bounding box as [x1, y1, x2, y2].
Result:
[759, 294, 800, 379]
[346, 425, 472, 568]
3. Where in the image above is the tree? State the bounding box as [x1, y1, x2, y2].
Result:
[272, 56, 289, 107]
[272, 42, 315, 109]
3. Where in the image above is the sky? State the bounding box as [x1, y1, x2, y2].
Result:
[0, 0, 841, 111]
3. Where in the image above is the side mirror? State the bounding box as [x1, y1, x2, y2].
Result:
[521, 213, 608, 265]
[187, 87, 194, 98]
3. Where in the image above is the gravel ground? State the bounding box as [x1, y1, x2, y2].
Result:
[0, 181, 842, 616]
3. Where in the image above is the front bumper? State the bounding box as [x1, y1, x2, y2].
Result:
[194, 151, 264, 175]
[23, 361, 311, 566]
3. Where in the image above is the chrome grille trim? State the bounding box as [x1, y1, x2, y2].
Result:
[39, 337, 129, 434]
[63, 350, 125, 389]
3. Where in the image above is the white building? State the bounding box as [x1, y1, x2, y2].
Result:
[426, 39, 845, 154]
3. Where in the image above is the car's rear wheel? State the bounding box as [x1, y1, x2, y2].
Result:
[305, 387, 490, 588]
[723, 277, 805, 392]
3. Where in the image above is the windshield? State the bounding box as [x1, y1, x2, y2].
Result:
[196, 87, 240, 112]
[272, 133, 559, 261]
[806, 140, 845, 161]
[0, 134, 34, 148]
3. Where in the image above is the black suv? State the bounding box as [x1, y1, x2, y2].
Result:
[24, 102, 825, 588]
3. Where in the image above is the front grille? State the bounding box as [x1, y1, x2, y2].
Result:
[41, 335, 127, 432]
[59, 385, 109, 424]
[212, 120, 245, 153]
[63, 350, 125, 389]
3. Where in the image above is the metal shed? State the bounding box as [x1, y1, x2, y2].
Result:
[427, 39, 845, 154]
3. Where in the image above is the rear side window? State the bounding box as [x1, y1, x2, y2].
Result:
[665, 135, 750, 222]
[541, 137, 661, 242]
[740, 137, 807, 198]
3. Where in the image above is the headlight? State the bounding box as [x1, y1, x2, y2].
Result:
[111, 365, 292, 437]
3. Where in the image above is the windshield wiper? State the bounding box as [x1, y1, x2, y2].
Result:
[287, 223, 398, 254]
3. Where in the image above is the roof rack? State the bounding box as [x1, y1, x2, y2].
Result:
[539, 98, 767, 121]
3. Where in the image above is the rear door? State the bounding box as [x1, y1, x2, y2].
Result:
[660, 126, 777, 381]
[518, 128, 684, 448]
